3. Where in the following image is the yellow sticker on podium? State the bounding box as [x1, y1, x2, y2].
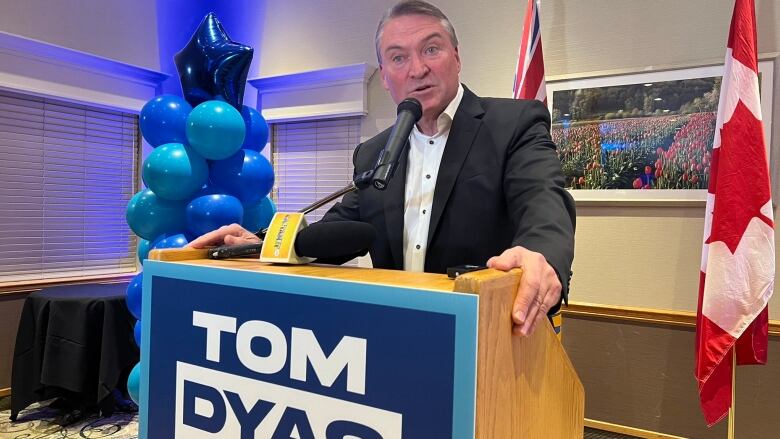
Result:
[260, 212, 312, 263]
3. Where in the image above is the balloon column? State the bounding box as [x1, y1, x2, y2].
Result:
[124, 13, 277, 405]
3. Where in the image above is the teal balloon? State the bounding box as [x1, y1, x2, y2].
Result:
[139, 95, 192, 147]
[134, 321, 142, 347]
[186, 100, 245, 160]
[210, 149, 274, 205]
[185, 194, 244, 237]
[126, 189, 186, 240]
[240, 106, 269, 152]
[126, 272, 143, 320]
[242, 196, 276, 231]
[127, 362, 141, 404]
[142, 143, 208, 201]
[137, 238, 152, 265]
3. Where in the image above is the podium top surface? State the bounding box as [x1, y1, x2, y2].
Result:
[148, 249, 457, 293]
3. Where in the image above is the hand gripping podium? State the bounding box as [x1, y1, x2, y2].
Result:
[142, 249, 584, 438]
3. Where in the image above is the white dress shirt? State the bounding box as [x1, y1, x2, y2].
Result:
[403, 84, 464, 272]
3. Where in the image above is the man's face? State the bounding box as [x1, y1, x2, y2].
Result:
[378, 14, 461, 121]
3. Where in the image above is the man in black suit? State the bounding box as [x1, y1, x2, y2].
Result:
[190, 0, 575, 337]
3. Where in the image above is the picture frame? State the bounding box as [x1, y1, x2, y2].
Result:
[546, 58, 775, 205]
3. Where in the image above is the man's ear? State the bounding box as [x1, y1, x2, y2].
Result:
[455, 47, 461, 73]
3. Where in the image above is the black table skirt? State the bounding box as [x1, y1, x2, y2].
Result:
[10, 282, 139, 419]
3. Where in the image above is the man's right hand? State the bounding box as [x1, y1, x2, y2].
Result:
[187, 223, 261, 248]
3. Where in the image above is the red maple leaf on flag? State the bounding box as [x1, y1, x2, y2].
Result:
[706, 100, 773, 253]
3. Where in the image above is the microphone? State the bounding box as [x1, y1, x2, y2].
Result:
[250, 99, 420, 242]
[209, 220, 375, 263]
[371, 97, 423, 190]
[294, 221, 375, 260]
[261, 212, 375, 264]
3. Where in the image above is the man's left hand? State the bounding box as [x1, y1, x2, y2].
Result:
[487, 246, 561, 337]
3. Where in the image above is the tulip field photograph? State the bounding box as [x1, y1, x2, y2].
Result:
[551, 76, 720, 190]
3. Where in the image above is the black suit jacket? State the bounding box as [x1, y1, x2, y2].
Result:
[321, 86, 576, 300]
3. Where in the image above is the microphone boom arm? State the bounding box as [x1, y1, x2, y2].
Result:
[255, 99, 420, 238]
[255, 169, 374, 238]
[299, 182, 357, 215]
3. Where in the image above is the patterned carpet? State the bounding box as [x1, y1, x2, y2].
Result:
[584, 427, 641, 439]
[0, 396, 138, 438]
[0, 396, 641, 439]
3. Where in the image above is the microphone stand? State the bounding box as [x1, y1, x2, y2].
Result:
[298, 169, 374, 215]
[212, 172, 378, 259]
[214, 170, 371, 258]
[256, 98, 419, 237]
[255, 169, 375, 239]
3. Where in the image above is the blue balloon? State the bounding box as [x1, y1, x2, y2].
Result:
[142, 143, 208, 201]
[134, 321, 142, 348]
[210, 150, 274, 205]
[186, 101, 245, 160]
[139, 95, 192, 147]
[170, 187, 215, 241]
[138, 233, 189, 264]
[126, 189, 186, 240]
[186, 194, 244, 237]
[242, 196, 277, 231]
[174, 13, 253, 109]
[137, 234, 169, 266]
[240, 106, 269, 151]
[127, 362, 141, 404]
[153, 233, 189, 249]
[126, 272, 143, 320]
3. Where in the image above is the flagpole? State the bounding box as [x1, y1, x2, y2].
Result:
[727, 349, 736, 439]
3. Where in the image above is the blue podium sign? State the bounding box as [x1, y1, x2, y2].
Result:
[140, 261, 478, 438]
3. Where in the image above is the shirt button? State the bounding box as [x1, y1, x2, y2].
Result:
[422, 209, 427, 214]
[428, 140, 434, 145]
[415, 244, 421, 250]
[426, 174, 431, 179]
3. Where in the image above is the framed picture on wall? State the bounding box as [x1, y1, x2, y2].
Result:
[546, 58, 775, 204]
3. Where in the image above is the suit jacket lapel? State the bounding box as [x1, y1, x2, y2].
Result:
[427, 87, 484, 247]
[383, 143, 408, 268]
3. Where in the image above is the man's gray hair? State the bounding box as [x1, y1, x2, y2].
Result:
[374, 0, 458, 65]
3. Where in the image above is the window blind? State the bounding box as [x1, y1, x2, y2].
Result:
[271, 117, 361, 222]
[0, 89, 139, 284]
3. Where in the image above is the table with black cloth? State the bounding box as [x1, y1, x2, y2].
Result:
[10, 282, 139, 421]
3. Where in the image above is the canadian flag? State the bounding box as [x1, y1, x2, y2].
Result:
[695, 0, 775, 427]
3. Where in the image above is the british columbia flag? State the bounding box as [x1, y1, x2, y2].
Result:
[695, 0, 775, 426]
[512, 0, 546, 104]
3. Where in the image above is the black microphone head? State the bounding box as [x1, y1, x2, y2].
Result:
[294, 221, 376, 259]
[398, 98, 422, 121]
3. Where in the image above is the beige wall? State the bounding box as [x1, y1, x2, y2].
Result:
[256, 0, 780, 314]
[0, 0, 160, 70]
[563, 315, 780, 438]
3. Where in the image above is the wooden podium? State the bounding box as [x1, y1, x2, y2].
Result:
[141, 249, 583, 438]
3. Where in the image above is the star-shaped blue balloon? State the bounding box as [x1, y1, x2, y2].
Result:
[174, 13, 253, 110]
